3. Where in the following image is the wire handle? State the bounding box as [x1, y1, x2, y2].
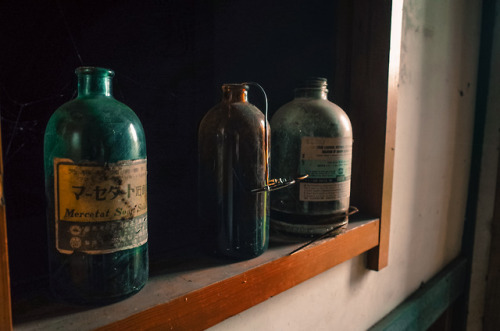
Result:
[250, 175, 309, 193]
[243, 82, 309, 193]
[244, 82, 270, 184]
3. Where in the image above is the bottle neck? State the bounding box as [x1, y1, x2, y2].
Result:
[294, 87, 328, 100]
[76, 67, 114, 97]
[221, 84, 249, 103]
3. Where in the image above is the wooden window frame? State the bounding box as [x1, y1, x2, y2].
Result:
[0, 124, 13, 331]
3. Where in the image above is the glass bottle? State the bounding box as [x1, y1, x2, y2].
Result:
[44, 67, 148, 304]
[198, 83, 269, 259]
[270, 78, 353, 235]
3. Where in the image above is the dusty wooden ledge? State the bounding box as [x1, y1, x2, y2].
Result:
[14, 216, 379, 331]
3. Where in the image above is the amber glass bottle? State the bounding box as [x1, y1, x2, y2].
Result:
[198, 83, 269, 259]
[44, 67, 148, 304]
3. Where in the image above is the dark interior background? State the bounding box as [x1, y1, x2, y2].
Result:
[0, 0, 352, 294]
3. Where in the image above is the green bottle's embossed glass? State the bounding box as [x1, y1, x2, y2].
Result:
[44, 67, 148, 304]
[198, 84, 269, 259]
[270, 78, 353, 236]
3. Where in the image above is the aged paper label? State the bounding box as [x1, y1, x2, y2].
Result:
[54, 158, 148, 254]
[299, 137, 352, 201]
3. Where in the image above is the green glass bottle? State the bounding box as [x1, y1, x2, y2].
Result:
[44, 67, 148, 304]
[198, 83, 269, 259]
[270, 78, 353, 236]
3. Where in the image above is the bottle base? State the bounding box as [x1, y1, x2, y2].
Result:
[270, 209, 348, 237]
[271, 218, 347, 237]
[48, 245, 149, 306]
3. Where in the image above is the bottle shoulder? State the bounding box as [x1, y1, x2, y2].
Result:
[47, 97, 144, 132]
[273, 98, 346, 117]
[200, 102, 267, 131]
[271, 99, 352, 137]
[44, 96, 146, 163]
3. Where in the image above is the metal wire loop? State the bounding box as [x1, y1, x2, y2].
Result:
[250, 174, 309, 193]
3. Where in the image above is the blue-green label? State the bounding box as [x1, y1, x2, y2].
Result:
[299, 137, 352, 201]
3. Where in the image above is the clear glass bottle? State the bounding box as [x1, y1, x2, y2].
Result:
[44, 67, 148, 304]
[270, 78, 353, 235]
[198, 83, 269, 259]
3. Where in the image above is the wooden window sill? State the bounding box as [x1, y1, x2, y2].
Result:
[13, 215, 379, 331]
